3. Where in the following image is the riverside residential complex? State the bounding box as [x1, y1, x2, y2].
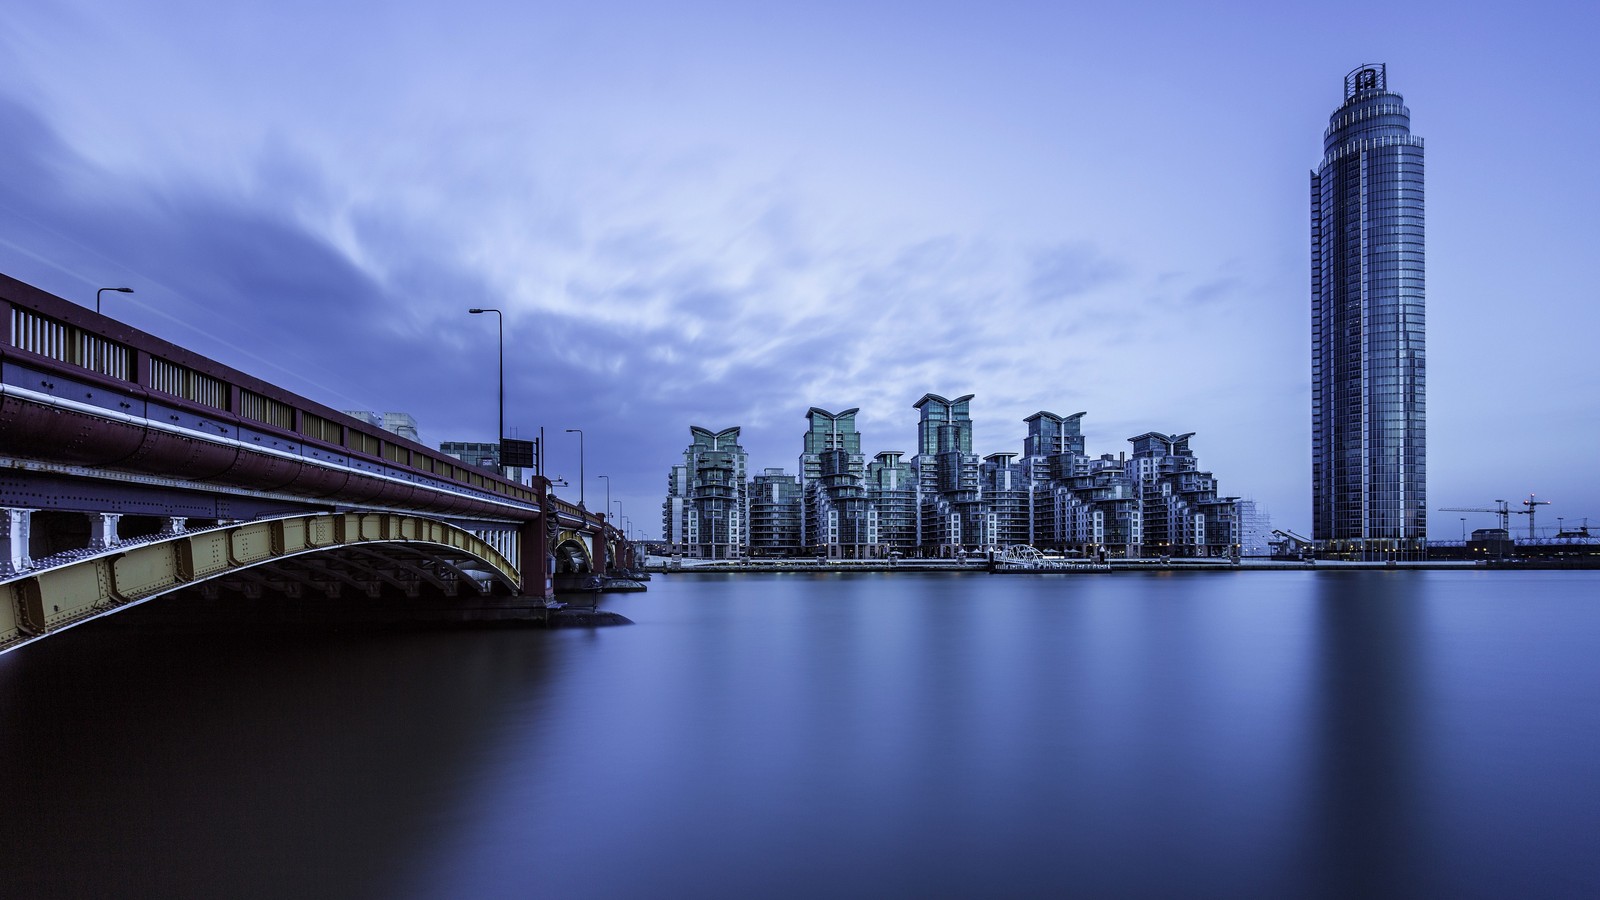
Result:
[666, 61, 1428, 563]
[663, 394, 1262, 560]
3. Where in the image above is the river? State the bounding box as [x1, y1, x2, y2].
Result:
[2, 570, 1597, 898]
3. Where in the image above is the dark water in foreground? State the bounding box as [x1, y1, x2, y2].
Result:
[2, 570, 1597, 898]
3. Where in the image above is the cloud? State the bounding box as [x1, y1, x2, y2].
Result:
[0, 82, 1312, 536]
[1027, 241, 1127, 302]
[0, 97, 71, 201]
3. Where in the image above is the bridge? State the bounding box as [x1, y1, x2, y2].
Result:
[0, 273, 637, 654]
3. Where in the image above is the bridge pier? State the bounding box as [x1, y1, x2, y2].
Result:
[519, 516, 554, 604]
[2, 507, 32, 576]
[593, 529, 609, 577]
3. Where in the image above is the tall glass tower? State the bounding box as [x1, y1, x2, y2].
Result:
[1311, 63, 1426, 559]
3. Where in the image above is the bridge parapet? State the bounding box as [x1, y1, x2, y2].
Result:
[3, 273, 540, 521]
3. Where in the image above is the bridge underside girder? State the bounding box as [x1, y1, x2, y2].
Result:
[200, 545, 491, 602]
[1, 512, 527, 653]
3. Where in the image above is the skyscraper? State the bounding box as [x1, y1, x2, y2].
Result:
[1311, 63, 1426, 559]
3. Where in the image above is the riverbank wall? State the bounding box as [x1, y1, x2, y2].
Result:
[644, 557, 1494, 574]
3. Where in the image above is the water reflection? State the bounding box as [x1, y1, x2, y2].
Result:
[0, 610, 569, 900]
[1298, 571, 1428, 897]
[5, 571, 1598, 897]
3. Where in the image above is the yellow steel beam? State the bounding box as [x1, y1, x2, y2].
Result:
[556, 528, 594, 564]
[1, 512, 520, 651]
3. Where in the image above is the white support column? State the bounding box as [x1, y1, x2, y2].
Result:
[2, 507, 34, 576]
[164, 517, 188, 534]
[89, 513, 122, 550]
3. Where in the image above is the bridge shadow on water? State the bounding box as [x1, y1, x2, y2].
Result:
[0, 593, 583, 900]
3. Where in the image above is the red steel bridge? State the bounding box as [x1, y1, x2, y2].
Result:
[0, 273, 635, 654]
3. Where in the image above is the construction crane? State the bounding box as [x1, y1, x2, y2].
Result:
[1522, 493, 1551, 540]
[1556, 517, 1595, 538]
[1440, 499, 1512, 534]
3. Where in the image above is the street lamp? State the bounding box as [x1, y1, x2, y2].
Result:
[96, 286, 133, 314]
[467, 308, 503, 473]
[565, 428, 584, 507]
[599, 474, 611, 521]
[613, 499, 624, 527]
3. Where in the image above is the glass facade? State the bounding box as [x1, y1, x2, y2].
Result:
[749, 468, 803, 556]
[978, 453, 1030, 549]
[1311, 63, 1426, 559]
[799, 408, 871, 557]
[662, 426, 748, 558]
[865, 451, 916, 554]
[912, 394, 979, 555]
[664, 402, 1246, 560]
[1023, 411, 1086, 458]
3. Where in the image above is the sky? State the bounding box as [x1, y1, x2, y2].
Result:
[3, 0, 1597, 540]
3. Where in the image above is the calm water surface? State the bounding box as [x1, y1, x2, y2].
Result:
[2, 570, 1597, 898]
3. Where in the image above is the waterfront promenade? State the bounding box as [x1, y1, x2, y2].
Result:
[646, 555, 1488, 573]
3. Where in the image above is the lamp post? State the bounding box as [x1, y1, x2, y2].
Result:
[96, 286, 133, 314]
[613, 500, 624, 527]
[598, 475, 611, 522]
[565, 428, 584, 507]
[467, 308, 503, 473]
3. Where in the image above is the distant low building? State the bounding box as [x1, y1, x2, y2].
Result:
[382, 412, 420, 443]
[1235, 500, 1273, 556]
[440, 441, 498, 468]
[342, 410, 420, 444]
[439, 440, 524, 484]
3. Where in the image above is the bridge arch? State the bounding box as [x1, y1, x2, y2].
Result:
[1, 512, 521, 654]
[553, 534, 593, 574]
